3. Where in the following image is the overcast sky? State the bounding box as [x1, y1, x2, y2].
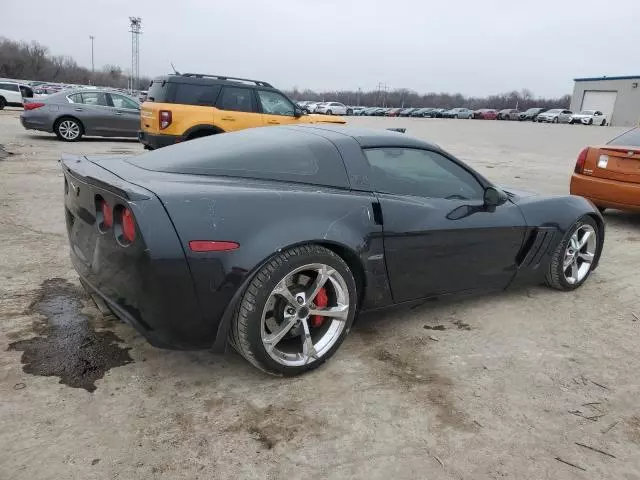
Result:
[3, 0, 639, 97]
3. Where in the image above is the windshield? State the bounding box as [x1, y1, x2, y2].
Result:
[579, 110, 595, 115]
[547, 109, 562, 113]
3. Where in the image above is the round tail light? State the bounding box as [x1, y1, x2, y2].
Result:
[121, 208, 136, 243]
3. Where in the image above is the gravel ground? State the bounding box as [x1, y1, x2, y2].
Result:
[1, 109, 639, 480]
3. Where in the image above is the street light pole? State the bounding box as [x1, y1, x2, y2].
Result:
[89, 36, 95, 73]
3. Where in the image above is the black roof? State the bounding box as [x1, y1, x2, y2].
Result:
[153, 73, 273, 88]
[289, 124, 438, 149]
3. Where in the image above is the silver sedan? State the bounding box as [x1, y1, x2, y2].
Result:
[20, 89, 140, 141]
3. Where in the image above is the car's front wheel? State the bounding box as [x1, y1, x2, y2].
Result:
[546, 216, 600, 291]
[326, 109, 332, 115]
[230, 245, 357, 376]
[0, 97, 5, 110]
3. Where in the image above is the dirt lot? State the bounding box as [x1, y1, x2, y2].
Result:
[1, 109, 639, 480]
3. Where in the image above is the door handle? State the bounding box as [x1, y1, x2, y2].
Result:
[74, 108, 83, 112]
[267, 120, 279, 125]
[114, 111, 123, 115]
[221, 116, 235, 121]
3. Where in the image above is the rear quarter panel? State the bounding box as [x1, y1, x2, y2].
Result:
[145, 176, 389, 332]
[141, 102, 215, 135]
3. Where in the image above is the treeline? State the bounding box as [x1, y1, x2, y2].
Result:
[0, 38, 151, 89]
[287, 87, 572, 111]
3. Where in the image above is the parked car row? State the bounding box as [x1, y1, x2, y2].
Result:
[298, 102, 610, 126]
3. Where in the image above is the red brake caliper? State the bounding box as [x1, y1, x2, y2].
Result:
[311, 288, 328, 327]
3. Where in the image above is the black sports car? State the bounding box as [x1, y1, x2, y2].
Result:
[61, 125, 604, 376]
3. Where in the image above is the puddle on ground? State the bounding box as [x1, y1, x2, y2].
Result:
[7, 278, 133, 392]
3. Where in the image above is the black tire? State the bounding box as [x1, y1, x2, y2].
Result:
[230, 244, 357, 376]
[587, 118, 593, 125]
[552, 117, 558, 124]
[346, 109, 353, 116]
[601, 119, 607, 126]
[54, 117, 83, 142]
[0, 97, 5, 110]
[545, 216, 600, 291]
[569, 119, 575, 124]
[326, 109, 332, 115]
[597, 206, 607, 214]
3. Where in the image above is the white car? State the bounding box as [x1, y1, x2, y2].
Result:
[536, 109, 573, 123]
[305, 102, 324, 113]
[570, 110, 608, 126]
[315, 102, 351, 115]
[0, 81, 34, 109]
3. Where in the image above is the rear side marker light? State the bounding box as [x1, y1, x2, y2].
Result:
[189, 241, 239, 252]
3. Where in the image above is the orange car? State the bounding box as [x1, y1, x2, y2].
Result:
[570, 127, 640, 213]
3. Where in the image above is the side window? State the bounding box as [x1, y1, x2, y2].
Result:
[257, 90, 295, 116]
[0, 83, 20, 92]
[364, 148, 484, 200]
[172, 83, 220, 106]
[68, 93, 82, 103]
[217, 87, 255, 113]
[79, 92, 108, 106]
[110, 94, 139, 109]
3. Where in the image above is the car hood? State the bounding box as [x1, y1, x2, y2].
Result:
[571, 113, 592, 118]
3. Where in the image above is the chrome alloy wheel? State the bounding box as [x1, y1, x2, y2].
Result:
[59, 120, 80, 140]
[261, 263, 350, 367]
[563, 224, 597, 284]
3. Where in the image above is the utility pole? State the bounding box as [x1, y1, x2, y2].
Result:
[129, 17, 142, 93]
[89, 36, 95, 74]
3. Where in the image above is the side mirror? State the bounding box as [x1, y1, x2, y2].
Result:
[484, 186, 508, 208]
[294, 107, 303, 118]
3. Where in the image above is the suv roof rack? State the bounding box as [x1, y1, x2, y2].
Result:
[176, 73, 272, 88]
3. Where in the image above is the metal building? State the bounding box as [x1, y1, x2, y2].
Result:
[570, 75, 640, 127]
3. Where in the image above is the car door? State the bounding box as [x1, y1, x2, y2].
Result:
[107, 93, 140, 137]
[214, 86, 259, 132]
[256, 90, 299, 126]
[364, 147, 527, 302]
[66, 91, 112, 135]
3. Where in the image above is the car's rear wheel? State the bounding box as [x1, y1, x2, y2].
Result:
[346, 109, 353, 116]
[230, 245, 357, 376]
[601, 119, 607, 126]
[0, 97, 5, 110]
[55, 117, 83, 141]
[546, 216, 599, 291]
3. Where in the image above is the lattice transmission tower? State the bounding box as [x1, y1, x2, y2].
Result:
[129, 17, 142, 92]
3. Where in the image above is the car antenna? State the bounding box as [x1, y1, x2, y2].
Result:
[170, 62, 180, 75]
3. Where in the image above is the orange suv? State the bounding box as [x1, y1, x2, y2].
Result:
[139, 73, 345, 149]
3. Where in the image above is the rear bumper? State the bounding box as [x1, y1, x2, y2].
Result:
[570, 173, 640, 212]
[138, 130, 180, 150]
[20, 115, 51, 132]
